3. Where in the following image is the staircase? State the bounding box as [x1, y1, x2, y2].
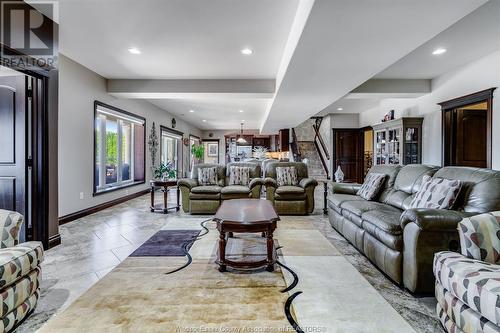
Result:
[298, 141, 327, 179]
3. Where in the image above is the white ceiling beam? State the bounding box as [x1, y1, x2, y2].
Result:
[107, 79, 275, 99]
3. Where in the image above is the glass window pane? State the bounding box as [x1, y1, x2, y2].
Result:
[105, 117, 118, 184]
[121, 122, 131, 181]
[95, 117, 101, 187]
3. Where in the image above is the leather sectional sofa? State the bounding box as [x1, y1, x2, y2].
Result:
[178, 162, 263, 214]
[327, 164, 500, 294]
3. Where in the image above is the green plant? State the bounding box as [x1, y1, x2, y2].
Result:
[154, 162, 176, 179]
[191, 144, 205, 160]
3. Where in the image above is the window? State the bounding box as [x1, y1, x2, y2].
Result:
[160, 126, 183, 176]
[94, 101, 145, 195]
[189, 135, 201, 171]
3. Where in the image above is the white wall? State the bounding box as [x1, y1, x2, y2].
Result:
[58, 55, 202, 217]
[359, 49, 500, 169]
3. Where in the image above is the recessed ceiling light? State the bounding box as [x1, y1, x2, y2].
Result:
[202, 119, 206, 122]
[337, 107, 343, 111]
[432, 48, 447, 55]
[128, 47, 141, 55]
[239, 110, 244, 113]
[241, 48, 253, 55]
[241, 119, 245, 122]
[189, 110, 194, 113]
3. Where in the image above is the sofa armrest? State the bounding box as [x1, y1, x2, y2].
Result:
[401, 208, 475, 294]
[400, 209, 471, 231]
[248, 178, 263, 189]
[177, 178, 198, 189]
[299, 178, 318, 189]
[0, 210, 24, 247]
[331, 183, 361, 195]
[264, 177, 277, 188]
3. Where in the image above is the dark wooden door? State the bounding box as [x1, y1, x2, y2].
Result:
[0, 75, 27, 238]
[333, 129, 364, 183]
[455, 109, 487, 167]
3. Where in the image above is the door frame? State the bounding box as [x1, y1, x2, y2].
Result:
[0, 55, 53, 248]
[439, 88, 496, 169]
[160, 125, 184, 176]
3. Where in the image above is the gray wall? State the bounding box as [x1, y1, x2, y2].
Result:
[359, 49, 500, 169]
[58, 55, 202, 217]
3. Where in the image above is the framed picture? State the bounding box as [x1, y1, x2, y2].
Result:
[207, 142, 218, 157]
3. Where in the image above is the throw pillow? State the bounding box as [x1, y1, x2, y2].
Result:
[356, 173, 386, 200]
[409, 175, 461, 209]
[229, 166, 250, 186]
[197, 167, 217, 186]
[275, 166, 298, 187]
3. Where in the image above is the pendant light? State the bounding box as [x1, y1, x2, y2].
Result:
[236, 122, 247, 144]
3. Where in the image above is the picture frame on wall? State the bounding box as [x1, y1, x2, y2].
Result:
[207, 143, 218, 157]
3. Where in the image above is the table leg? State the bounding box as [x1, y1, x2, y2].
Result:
[218, 231, 227, 272]
[323, 181, 328, 214]
[176, 186, 180, 211]
[163, 186, 168, 214]
[150, 186, 155, 212]
[266, 227, 274, 272]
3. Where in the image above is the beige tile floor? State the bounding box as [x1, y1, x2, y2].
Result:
[16, 187, 441, 332]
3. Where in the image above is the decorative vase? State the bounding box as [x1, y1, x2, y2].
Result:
[335, 166, 344, 183]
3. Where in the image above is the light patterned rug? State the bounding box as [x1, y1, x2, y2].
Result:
[38, 216, 416, 333]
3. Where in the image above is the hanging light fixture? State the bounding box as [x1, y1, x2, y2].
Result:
[236, 122, 247, 144]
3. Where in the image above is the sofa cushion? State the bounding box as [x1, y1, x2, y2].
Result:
[220, 185, 251, 200]
[275, 186, 306, 200]
[434, 251, 500, 325]
[410, 176, 462, 209]
[0, 210, 23, 248]
[458, 212, 500, 264]
[276, 167, 299, 186]
[197, 167, 218, 186]
[340, 200, 398, 218]
[189, 186, 222, 200]
[357, 173, 386, 200]
[228, 166, 250, 186]
[0, 242, 43, 289]
[328, 194, 364, 210]
[362, 209, 403, 235]
[435, 281, 499, 333]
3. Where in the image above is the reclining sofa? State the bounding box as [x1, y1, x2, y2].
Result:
[327, 164, 500, 294]
[178, 162, 262, 214]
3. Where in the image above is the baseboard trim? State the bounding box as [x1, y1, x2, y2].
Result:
[48, 233, 61, 249]
[58, 189, 149, 225]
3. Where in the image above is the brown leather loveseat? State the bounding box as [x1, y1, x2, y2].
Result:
[328, 164, 500, 294]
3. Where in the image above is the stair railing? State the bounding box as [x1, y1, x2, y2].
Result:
[290, 128, 301, 161]
[310, 117, 330, 179]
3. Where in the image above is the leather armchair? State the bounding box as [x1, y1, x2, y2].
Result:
[222, 162, 263, 200]
[264, 162, 317, 215]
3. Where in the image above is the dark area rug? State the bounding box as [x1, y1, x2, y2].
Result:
[130, 229, 201, 257]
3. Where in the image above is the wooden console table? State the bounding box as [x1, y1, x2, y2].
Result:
[149, 179, 180, 213]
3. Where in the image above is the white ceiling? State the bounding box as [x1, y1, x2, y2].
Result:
[56, 0, 495, 131]
[260, 0, 487, 133]
[375, 0, 500, 79]
[148, 98, 270, 130]
[59, 0, 299, 79]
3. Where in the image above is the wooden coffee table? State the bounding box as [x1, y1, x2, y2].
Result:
[213, 199, 280, 272]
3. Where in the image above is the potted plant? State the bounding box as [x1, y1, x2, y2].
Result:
[154, 162, 177, 181]
[191, 144, 205, 169]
